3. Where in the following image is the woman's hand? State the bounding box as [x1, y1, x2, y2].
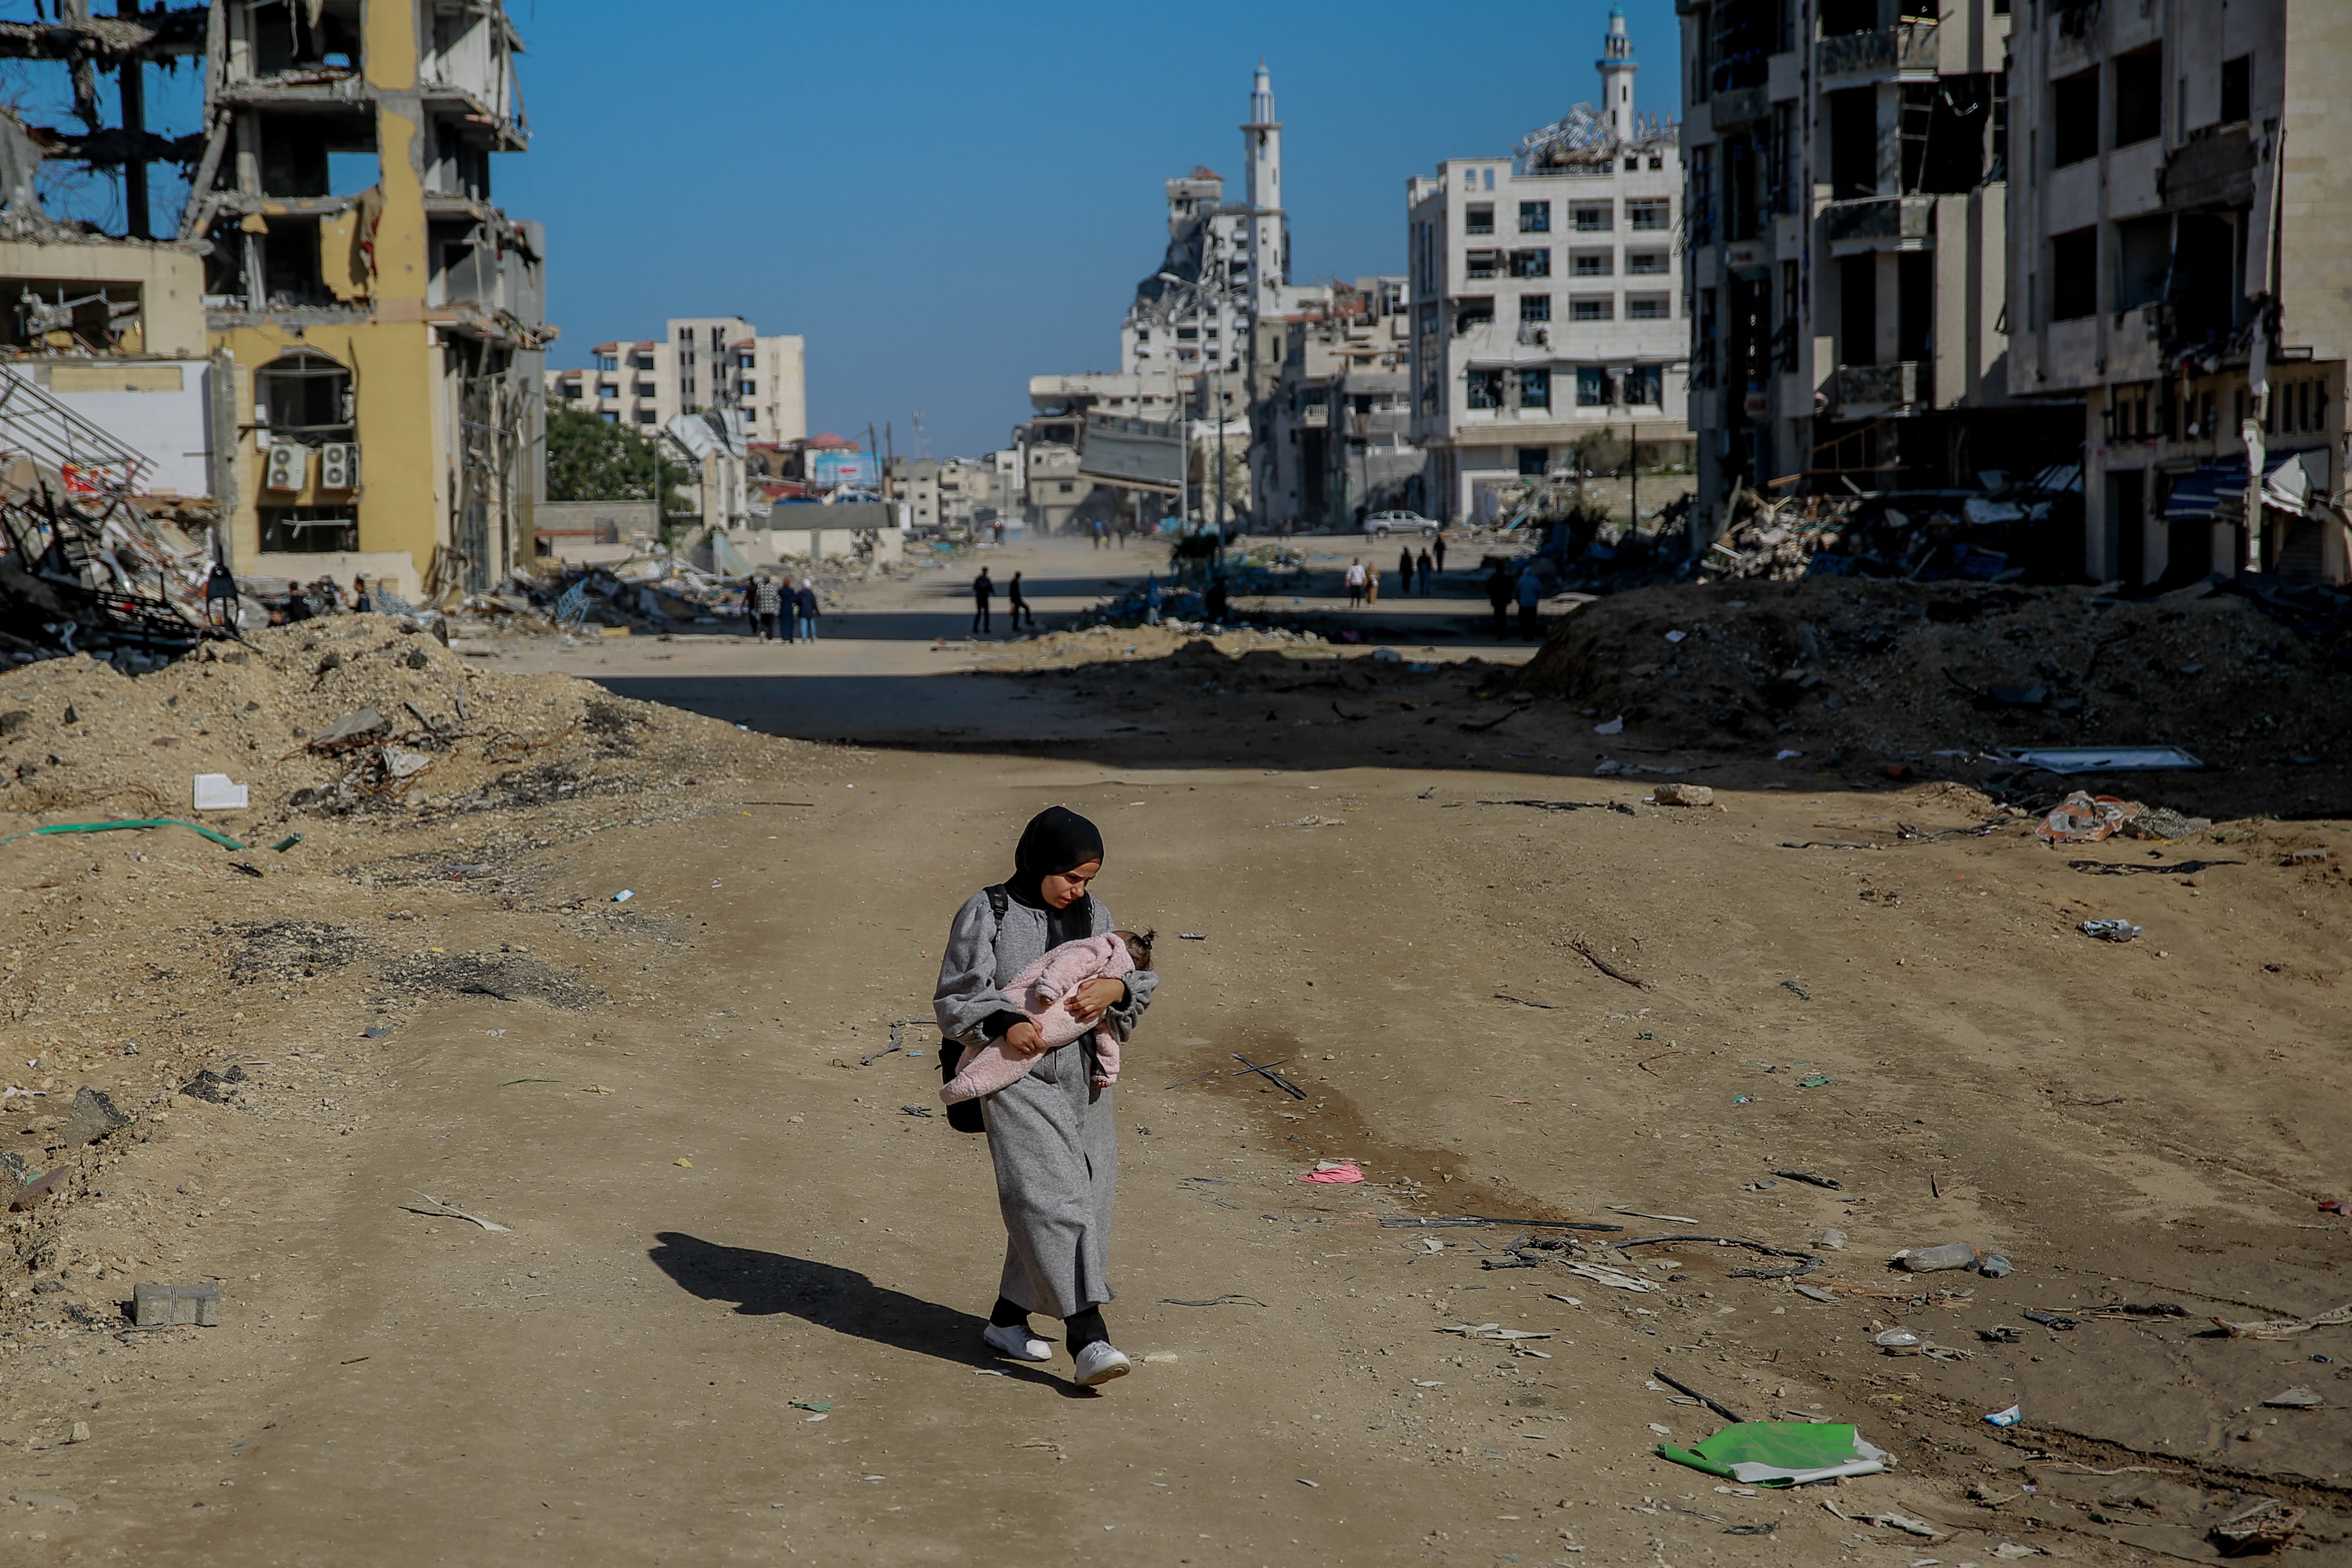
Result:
[1064, 976, 1127, 1025]
[1002, 1019, 1046, 1059]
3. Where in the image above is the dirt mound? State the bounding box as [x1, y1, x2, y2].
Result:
[1507, 578, 2350, 811]
[0, 612, 813, 835]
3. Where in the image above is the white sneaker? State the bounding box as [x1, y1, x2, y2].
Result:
[983, 1322, 1053, 1362]
[1073, 1341, 1132, 1387]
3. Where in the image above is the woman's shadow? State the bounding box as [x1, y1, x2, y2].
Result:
[647, 1232, 1085, 1396]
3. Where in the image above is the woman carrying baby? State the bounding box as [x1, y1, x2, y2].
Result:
[932, 806, 1157, 1386]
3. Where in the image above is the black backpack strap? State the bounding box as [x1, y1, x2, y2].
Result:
[985, 884, 1009, 922]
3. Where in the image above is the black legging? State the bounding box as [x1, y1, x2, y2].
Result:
[995, 1294, 1106, 1350]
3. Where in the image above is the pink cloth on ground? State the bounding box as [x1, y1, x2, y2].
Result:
[939, 932, 1135, 1105]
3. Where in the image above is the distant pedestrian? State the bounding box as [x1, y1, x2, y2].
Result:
[1144, 573, 1161, 626]
[1365, 559, 1380, 606]
[796, 580, 821, 640]
[973, 567, 995, 635]
[1008, 571, 1035, 632]
[1516, 565, 1543, 640]
[778, 577, 800, 642]
[203, 558, 239, 629]
[1204, 576, 1229, 624]
[1115, 519, 1129, 549]
[351, 574, 372, 613]
[1416, 547, 1434, 594]
[1433, 533, 1447, 574]
[1092, 520, 1106, 550]
[1397, 546, 1414, 599]
[752, 574, 782, 641]
[993, 520, 1005, 545]
[1344, 557, 1367, 608]
[1486, 563, 1513, 634]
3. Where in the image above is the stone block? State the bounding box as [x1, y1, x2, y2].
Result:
[133, 1281, 221, 1327]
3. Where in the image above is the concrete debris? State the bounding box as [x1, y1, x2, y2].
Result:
[53, 1086, 129, 1147]
[132, 1280, 220, 1327]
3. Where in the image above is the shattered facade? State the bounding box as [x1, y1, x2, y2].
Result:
[1256, 276, 1421, 530]
[0, 0, 551, 602]
[2007, 0, 2351, 587]
[1677, 0, 2044, 535]
[1409, 10, 1693, 526]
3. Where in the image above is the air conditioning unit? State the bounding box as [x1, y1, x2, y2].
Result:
[262, 442, 309, 492]
[319, 442, 359, 490]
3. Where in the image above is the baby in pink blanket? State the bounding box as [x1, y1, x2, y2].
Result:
[941, 930, 1153, 1103]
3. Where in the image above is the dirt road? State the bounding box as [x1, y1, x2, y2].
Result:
[3, 534, 2348, 1565]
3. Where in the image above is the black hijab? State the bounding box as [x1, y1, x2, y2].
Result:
[1006, 805, 1105, 942]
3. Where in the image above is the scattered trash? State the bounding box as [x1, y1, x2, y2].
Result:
[1544, 1293, 1584, 1309]
[405, 1190, 510, 1233]
[1817, 1229, 1848, 1251]
[1874, 1328, 1922, 1352]
[2121, 806, 2212, 840]
[1780, 980, 1810, 1000]
[2035, 792, 2138, 845]
[270, 834, 304, 853]
[1651, 783, 1715, 807]
[1141, 1351, 1179, 1363]
[1794, 1285, 1839, 1303]
[2210, 1498, 2302, 1555]
[2262, 1388, 2322, 1409]
[612, 890, 634, 903]
[1557, 1259, 1662, 1293]
[0, 817, 244, 852]
[2019, 1308, 2076, 1331]
[1978, 1254, 2013, 1278]
[789, 1400, 833, 1414]
[673, 1158, 693, 1168]
[1894, 1243, 1982, 1274]
[1298, 1162, 1363, 1184]
[1178, 932, 1207, 941]
[2320, 1200, 2352, 1216]
[1980, 1326, 2023, 1344]
[1652, 1368, 1747, 1422]
[1434, 1323, 1554, 1342]
[1796, 1075, 1831, 1089]
[2213, 1302, 2352, 1340]
[1656, 1421, 1890, 1487]
[1231, 1053, 1307, 1099]
[1982, 1404, 2023, 1427]
[1594, 716, 1624, 735]
[2002, 746, 2204, 774]
[1296, 1478, 1319, 1488]
[1773, 1169, 1840, 1190]
[1608, 1207, 1698, 1225]
[1569, 935, 1649, 990]
[899, 1105, 933, 1118]
[179, 1064, 246, 1103]
[132, 1281, 221, 1328]
[1991, 1547, 2041, 1561]
[191, 773, 249, 811]
[2078, 918, 2141, 942]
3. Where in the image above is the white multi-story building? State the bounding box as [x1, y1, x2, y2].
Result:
[1408, 10, 1692, 523]
[548, 317, 806, 445]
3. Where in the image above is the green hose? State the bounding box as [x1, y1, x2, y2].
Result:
[0, 818, 247, 851]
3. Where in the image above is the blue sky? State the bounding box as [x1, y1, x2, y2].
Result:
[523, 0, 1680, 455]
[2, 0, 1679, 458]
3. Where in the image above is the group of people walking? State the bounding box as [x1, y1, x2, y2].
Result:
[1342, 536, 1446, 608]
[970, 568, 1036, 635]
[744, 574, 822, 643]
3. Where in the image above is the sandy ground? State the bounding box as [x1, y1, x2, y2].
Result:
[2, 533, 2348, 1566]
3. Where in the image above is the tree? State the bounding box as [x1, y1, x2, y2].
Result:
[546, 405, 667, 502]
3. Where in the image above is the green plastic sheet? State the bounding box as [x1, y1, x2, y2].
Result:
[1655, 1421, 1889, 1487]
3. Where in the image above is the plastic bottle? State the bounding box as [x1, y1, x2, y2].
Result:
[1874, 1327, 1922, 1353]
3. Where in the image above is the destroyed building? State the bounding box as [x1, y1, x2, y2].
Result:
[1408, 10, 1693, 527]
[0, 0, 551, 602]
[1255, 276, 1421, 529]
[1675, 0, 2063, 534]
[2005, 0, 2350, 587]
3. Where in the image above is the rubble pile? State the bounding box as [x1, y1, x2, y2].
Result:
[1699, 472, 2085, 586]
[0, 462, 218, 669]
[0, 611, 814, 831]
[1508, 576, 2352, 809]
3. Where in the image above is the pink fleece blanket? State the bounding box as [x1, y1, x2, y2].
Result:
[939, 932, 1133, 1104]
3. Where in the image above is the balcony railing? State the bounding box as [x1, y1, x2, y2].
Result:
[1709, 83, 1770, 129]
[1829, 361, 1925, 414]
[1822, 194, 1934, 247]
[1815, 23, 1939, 81]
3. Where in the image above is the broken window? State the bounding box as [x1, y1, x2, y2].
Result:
[2052, 68, 2099, 167]
[1466, 251, 1500, 280]
[2049, 227, 2097, 319]
[1509, 249, 1552, 279]
[1465, 202, 1495, 235]
[259, 506, 358, 554]
[5, 279, 142, 352]
[1519, 294, 1552, 322]
[2219, 55, 2251, 126]
[1455, 296, 1496, 332]
[1819, 0, 1875, 34]
[1828, 88, 1878, 201]
[1577, 366, 1613, 406]
[1518, 201, 1551, 233]
[1909, 77, 1992, 194]
[1570, 297, 1614, 321]
[1572, 203, 1613, 232]
[249, 0, 362, 75]
[1571, 251, 1612, 278]
[1896, 251, 1931, 362]
[2113, 45, 2162, 147]
[259, 351, 354, 445]
[1838, 253, 1876, 363]
[2113, 215, 2169, 312]
[2166, 210, 2245, 342]
[1465, 369, 1504, 409]
[1518, 368, 1551, 409]
[259, 217, 333, 309]
[1624, 365, 1664, 406]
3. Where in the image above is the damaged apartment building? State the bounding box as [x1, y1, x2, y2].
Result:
[1255, 275, 1419, 530]
[1677, 0, 2055, 533]
[0, 0, 548, 600]
[2007, 0, 2350, 587]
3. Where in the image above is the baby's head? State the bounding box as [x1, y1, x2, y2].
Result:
[1112, 929, 1155, 970]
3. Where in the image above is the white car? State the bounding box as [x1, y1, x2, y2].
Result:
[1366, 510, 1439, 537]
